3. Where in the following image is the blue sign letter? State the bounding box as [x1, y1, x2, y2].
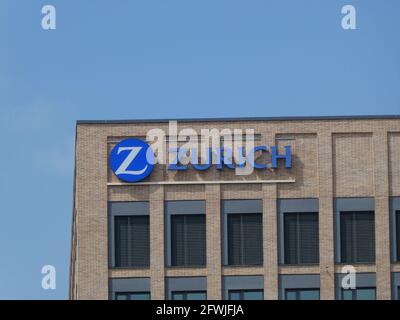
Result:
[271, 146, 292, 169]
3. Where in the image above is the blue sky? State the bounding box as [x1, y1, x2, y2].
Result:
[0, 0, 399, 299]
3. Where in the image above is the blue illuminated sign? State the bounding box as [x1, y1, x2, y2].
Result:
[168, 146, 292, 170]
[110, 138, 292, 182]
[109, 138, 155, 182]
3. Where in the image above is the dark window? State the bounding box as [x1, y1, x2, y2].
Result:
[172, 291, 206, 300]
[228, 290, 263, 300]
[115, 292, 150, 300]
[398, 286, 400, 300]
[340, 211, 375, 263]
[228, 213, 263, 265]
[285, 289, 320, 300]
[396, 211, 400, 261]
[171, 215, 206, 266]
[284, 212, 319, 264]
[341, 288, 376, 300]
[115, 215, 150, 267]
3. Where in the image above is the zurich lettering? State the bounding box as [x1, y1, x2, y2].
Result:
[168, 145, 291, 171]
[109, 121, 292, 183]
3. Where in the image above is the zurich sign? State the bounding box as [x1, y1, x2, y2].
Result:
[109, 138, 155, 182]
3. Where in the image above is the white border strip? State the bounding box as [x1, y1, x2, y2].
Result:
[107, 179, 295, 186]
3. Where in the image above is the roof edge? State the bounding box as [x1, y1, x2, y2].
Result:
[76, 114, 400, 125]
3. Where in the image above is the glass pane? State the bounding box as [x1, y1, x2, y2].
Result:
[342, 289, 353, 300]
[340, 211, 375, 264]
[285, 290, 297, 300]
[187, 292, 206, 300]
[115, 293, 129, 300]
[356, 288, 375, 300]
[185, 215, 206, 266]
[115, 216, 130, 267]
[396, 211, 400, 261]
[171, 215, 185, 266]
[228, 215, 242, 265]
[130, 293, 150, 300]
[242, 214, 263, 265]
[114, 215, 149, 267]
[243, 290, 263, 300]
[299, 290, 319, 300]
[115, 292, 150, 300]
[299, 213, 319, 264]
[284, 213, 298, 264]
[130, 216, 150, 267]
[172, 292, 184, 300]
[340, 212, 355, 263]
[228, 291, 241, 300]
[354, 212, 375, 263]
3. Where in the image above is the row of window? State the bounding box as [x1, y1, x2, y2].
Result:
[110, 274, 400, 300]
[115, 288, 380, 300]
[109, 199, 400, 268]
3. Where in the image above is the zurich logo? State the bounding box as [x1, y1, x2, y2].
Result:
[109, 138, 154, 182]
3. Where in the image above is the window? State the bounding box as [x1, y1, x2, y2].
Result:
[396, 211, 400, 261]
[284, 212, 319, 264]
[285, 289, 320, 300]
[228, 290, 263, 300]
[171, 214, 206, 266]
[172, 291, 206, 300]
[340, 211, 375, 263]
[398, 287, 400, 300]
[341, 288, 376, 300]
[115, 292, 150, 300]
[228, 213, 263, 265]
[115, 215, 150, 267]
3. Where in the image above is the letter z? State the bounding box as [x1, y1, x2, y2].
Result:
[115, 146, 148, 175]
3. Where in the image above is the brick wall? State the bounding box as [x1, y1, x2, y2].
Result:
[69, 118, 400, 300]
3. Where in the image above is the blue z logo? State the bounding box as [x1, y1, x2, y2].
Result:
[109, 138, 154, 182]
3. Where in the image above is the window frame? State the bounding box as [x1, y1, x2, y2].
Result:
[396, 210, 400, 262]
[339, 210, 375, 264]
[171, 291, 207, 300]
[222, 275, 264, 300]
[279, 274, 320, 300]
[170, 214, 206, 267]
[115, 291, 151, 300]
[284, 288, 320, 300]
[341, 287, 376, 300]
[166, 276, 207, 300]
[283, 211, 319, 265]
[227, 212, 263, 266]
[108, 202, 150, 268]
[165, 200, 206, 267]
[109, 277, 150, 300]
[398, 286, 400, 301]
[277, 199, 319, 265]
[333, 198, 375, 264]
[390, 198, 400, 262]
[228, 289, 264, 300]
[114, 215, 150, 268]
[222, 200, 263, 266]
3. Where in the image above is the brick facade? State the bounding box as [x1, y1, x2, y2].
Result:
[69, 116, 400, 300]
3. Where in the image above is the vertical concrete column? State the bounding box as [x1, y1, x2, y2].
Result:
[150, 185, 165, 299]
[263, 183, 278, 299]
[206, 184, 222, 299]
[318, 132, 335, 300]
[373, 130, 391, 300]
